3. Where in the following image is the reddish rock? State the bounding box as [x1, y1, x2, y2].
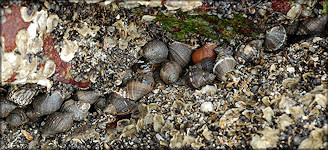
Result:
[1, 6, 30, 52]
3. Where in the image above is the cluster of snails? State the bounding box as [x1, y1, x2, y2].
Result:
[0, 88, 104, 136]
[282, 3, 328, 36]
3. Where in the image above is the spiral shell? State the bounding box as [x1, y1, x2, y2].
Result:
[193, 57, 215, 73]
[286, 3, 302, 20]
[0, 100, 17, 118]
[213, 53, 236, 81]
[235, 40, 263, 64]
[6, 109, 29, 127]
[186, 69, 216, 89]
[105, 96, 135, 115]
[265, 25, 287, 51]
[126, 73, 155, 101]
[75, 90, 101, 104]
[192, 43, 217, 64]
[43, 112, 73, 136]
[7, 88, 38, 106]
[61, 100, 90, 121]
[297, 14, 328, 35]
[32, 91, 63, 117]
[160, 61, 182, 84]
[132, 62, 161, 74]
[141, 40, 169, 64]
[169, 41, 192, 68]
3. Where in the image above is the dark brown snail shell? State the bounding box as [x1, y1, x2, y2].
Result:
[235, 40, 263, 64]
[169, 41, 192, 68]
[186, 69, 216, 89]
[193, 57, 215, 73]
[75, 90, 101, 104]
[61, 100, 90, 121]
[265, 25, 287, 51]
[32, 91, 63, 117]
[160, 61, 182, 84]
[213, 53, 236, 81]
[6, 109, 29, 127]
[0, 100, 17, 118]
[105, 96, 135, 115]
[126, 73, 155, 101]
[141, 40, 169, 64]
[297, 14, 328, 35]
[192, 43, 217, 64]
[43, 112, 73, 136]
[284, 20, 299, 35]
[7, 88, 38, 106]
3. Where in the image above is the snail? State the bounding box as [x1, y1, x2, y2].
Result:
[6, 109, 29, 127]
[7, 88, 38, 106]
[160, 61, 182, 84]
[192, 57, 215, 73]
[297, 14, 328, 35]
[132, 62, 161, 75]
[186, 69, 216, 89]
[192, 43, 217, 64]
[31, 91, 63, 118]
[265, 25, 287, 51]
[61, 99, 90, 121]
[213, 51, 236, 81]
[284, 20, 299, 35]
[126, 73, 155, 101]
[43, 112, 74, 136]
[235, 40, 263, 64]
[286, 3, 302, 20]
[94, 97, 108, 110]
[75, 90, 101, 104]
[0, 100, 17, 118]
[169, 41, 192, 68]
[104, 94, 135, 115]
[140, 40, 169, 64]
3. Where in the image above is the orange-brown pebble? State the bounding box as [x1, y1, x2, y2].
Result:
[192, 43, 217, 64]
[21, 129, 33, 141]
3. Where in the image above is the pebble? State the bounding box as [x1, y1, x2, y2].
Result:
[200, 102, 214, 112]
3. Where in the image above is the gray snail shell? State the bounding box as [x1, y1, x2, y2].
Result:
[126, 73, 155, 101]
[265, 25, 287, 51]
[213, 52, 236, 81]
[43, 112, 73, 136]
[61, 99, 90, 121]
[75, 90, 101, 104]
[169, 41, 192, 68]
[297, 14, 328, 35]
[105, 95, 135, 115]
[0, 119, 7, 133]
[7, 88, 38, 106]
[94, 97, 107, 110]
[186, 69, 216, 89]
[32, 91, 63, 117]
[6, 109, 29, 127]
[160, 61, 182, 84]
[0, 100, 17, 118]
[193, 57, 215, 73]
[235, 40, 263, 64]
[140, 40, 169, 64]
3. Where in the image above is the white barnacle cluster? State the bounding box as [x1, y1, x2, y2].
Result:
[1, 7, 60, 90]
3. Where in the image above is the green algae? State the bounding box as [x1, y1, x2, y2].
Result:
[155, 10, 261, 41]
[323, 0, 328, 14]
